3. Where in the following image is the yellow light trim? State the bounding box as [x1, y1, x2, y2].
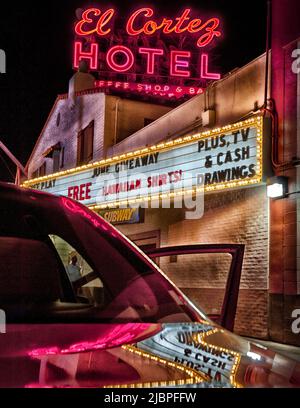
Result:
[102, 344, 208, 388]
[193, 329, 242, 388]
[22, 116, 264, 190]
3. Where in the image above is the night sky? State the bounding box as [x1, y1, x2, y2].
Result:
[0, 0, 267, 182]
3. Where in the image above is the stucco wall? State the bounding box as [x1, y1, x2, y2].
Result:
[109, 54, 266, 157]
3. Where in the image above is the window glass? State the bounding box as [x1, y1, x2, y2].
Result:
[158, 253, 232, 318]
[0, 195, 204, 323]
[50, 235, 104, 306]
[77, 121, 94, 165]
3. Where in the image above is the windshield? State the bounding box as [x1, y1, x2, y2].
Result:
[0, 187, 204, 323]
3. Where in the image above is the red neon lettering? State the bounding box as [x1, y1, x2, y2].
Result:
[75, 8, 114, 36]
[126, 8, 154, 35]
[75, 8, 101, 35]
[139, 48, 164, 74]
[200, 53, 221, 80]
[144, 20, 160, 35]
[197, 18, 221, 47]
[187, 18, 202, 32]
[76, 8, 222, 49]
[170, 51, 191, 77]
[73, 41, 98, 70]
[125, 8, 221, 48]
[159, 18, 174, 34]
[94, 80, 204, 98]
[96, 9, 115, 35]
[106, 46, 134, 72]
[173, 9, 191, 33]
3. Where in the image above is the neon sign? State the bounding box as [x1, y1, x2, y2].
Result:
[94, 79, 204, 99]
[73, 7, 222, 96]
[75, 8, 221, 48]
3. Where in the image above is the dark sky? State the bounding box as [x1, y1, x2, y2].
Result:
[0, 0, 267, 182]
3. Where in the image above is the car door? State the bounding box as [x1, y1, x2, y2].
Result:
[144, 244, 245, 332]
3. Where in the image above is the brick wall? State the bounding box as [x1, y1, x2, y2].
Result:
[28, 92, 106, 178]
[118, 185, 269, 339]
[27, 92, 171, 179]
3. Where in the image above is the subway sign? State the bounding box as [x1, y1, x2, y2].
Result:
[23, 117, 263, 210]
[97, 207, 143, 225]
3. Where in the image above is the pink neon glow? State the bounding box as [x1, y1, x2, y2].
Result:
[170, 51, 191, 77]
[94, 79, 204, 99]
[75, 8, 115, 36]
[126, 8, 154, 35]
[200, 53, 221, 80]
[61, 197, 102, 228]
[73, 41, 98, 70]
[73, 9, 222, 83]
[125, 8, 221, 47]
[106, 46, 135, 72]
[196, 18, 222, 47]
[27, 324, 155, 357]
[139, 48, 164, 75]
[73, 42, 221, 82]
[75, 8, 222, 48]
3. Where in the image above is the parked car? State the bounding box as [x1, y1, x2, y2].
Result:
[0, 181, 299, 388]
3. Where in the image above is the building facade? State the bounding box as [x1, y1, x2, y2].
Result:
[23, 51, 280, 342]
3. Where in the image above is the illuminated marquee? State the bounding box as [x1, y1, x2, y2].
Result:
[73, 7, 222, 88]
[23, 117, 263, 210]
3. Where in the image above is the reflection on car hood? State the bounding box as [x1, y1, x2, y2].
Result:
[21, 321, 300, 388]
[132, 321, 300, 388]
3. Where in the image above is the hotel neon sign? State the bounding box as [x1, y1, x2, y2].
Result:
[94, 79, 204, 99]
[73, 7, 222, 86]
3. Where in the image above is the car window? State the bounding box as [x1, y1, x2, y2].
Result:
[0, 194, 204, 323]
[158, 253, 232, 318]
[0, 235, 71, 322]
[50, 234, 105, 306]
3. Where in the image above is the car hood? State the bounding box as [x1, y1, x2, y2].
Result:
[135, 321, 300, 388]
[2, 321, 299, 388]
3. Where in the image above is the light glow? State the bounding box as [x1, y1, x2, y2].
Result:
[139, 47, 164, 75]
[73, 41, 99, 70]
[106, 46, 135, 73]
[94, 79, 204, 98]
[73, 7, 222, 82]
[267, 183, 284, 198]
[170, 51, 191, 77]
[246, 351, 262, 361]
[23, 117, 263, 204]
[74, 8, 114, 36]
[200, 53, 221, 80]
[71, 7, 223, 48]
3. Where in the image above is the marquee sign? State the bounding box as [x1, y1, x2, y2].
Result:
[73, 6, 222, 97]
[23, 117, 263, 210]
[136, 323, 241, 385]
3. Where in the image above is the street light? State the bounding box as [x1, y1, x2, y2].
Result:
[267, 176, 288, 199]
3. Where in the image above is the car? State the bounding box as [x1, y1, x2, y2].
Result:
[0, 181, 299, 388]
